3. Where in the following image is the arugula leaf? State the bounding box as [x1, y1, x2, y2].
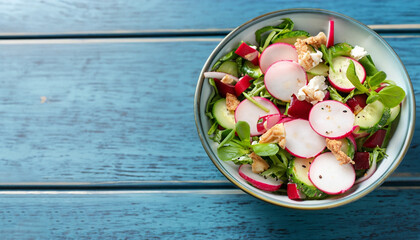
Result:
[211, 50, 238, 71]
[235, 121, 250, 146]
[251, 143, 279, 156]
[218, 128, 236, 149]
[217, 146, 249, 161]
[255, 18, 294, 48]
[207, 121, 219, 135]
[276, 18, 294, 32]
[231, 155, 253, 165]
[346, 60, 369, 93]
[320, 44, 333, 69]
[368, 71, 387, 88]
[327, 86, 344, 102]
[330, 43, 353, 57]
[377, 85, 406, 108]
[260, 30, 277, 51]
[260, 165, 286, 179]
[343, 89, 355, 103]
[370, 146, 388, 163]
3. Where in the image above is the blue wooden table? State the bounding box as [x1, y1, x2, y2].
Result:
[0, 1, 419, 239]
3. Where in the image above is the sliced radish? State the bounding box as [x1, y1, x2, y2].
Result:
[235, 97, 280, 136]
[239, 164, 283, 192]
[204, 71, 239, 82]
[355, 157, 377, 184]
[234, 75, 253, 96]
[326, 20, 334, 48]
[309, 152, 356, 195]
[328, 56, 366, 92]
[256, 114, 282, 132]
[287, 94, 313, 120]
[284, 119, 326, 158]
[287, 183, 306, 200]
[352, 126, 369, 139]
[264, 61, 307, 102]
[363, 129, 387, 148]
[259, 43, 298, 73]
[309, 100, 355, 139]
[323, 91, 330, 101]
[235, 42, 259, 66]
[213, 78, 236, 98]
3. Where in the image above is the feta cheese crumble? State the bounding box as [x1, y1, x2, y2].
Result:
[350, 45, 368, 60]
[309, 50, 323, 68]
[297, 76, 328, 104]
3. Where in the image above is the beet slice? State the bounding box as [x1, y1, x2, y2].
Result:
[354, 152, 370, 170]
[287, 94, 313, 120]
[363, 129, 387, 148]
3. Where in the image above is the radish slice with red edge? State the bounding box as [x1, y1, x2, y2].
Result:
[234, 75, 253, 96]
[259, 43, 298, 73]
[309, 100, 355, 139]
[355, 156, 377, 184]
[235, 97, 280, 136]
[309, 152, 356, 195]
[239, 164, 283, 192]
[284, 119, 326, 158]
[235, 42, 259, 66]
[264, 61, 307, 102]
[203, 71, 239, 82]
[256, 114, 282, 132]
[326, 20, 334, 48]
[328, 56, 366, 93]
[287, 183, 306, 200]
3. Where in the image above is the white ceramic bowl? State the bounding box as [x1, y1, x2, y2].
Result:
[194, 9, 415, 209]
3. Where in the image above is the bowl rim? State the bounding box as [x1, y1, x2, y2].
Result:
[194, 8, 416, 209]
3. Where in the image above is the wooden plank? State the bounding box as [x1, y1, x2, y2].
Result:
[0, 188, 418, 239]
[0, 36, 417, 184]
[0, 0, 419, 35]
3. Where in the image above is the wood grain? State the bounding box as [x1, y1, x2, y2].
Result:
[0, 36, 417, 184]
[0, 188, 418, 239]
[0, 0, 418, 35]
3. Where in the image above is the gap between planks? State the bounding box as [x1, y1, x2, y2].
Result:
[0, 186, 418, 195]
[0, 35, 417, 45]
[0, 24, 419, 39]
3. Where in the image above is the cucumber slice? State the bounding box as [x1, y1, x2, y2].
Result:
[337, 138, 355, 159]
[241, 61, 262, 79]
[387, 104, 400, 125]
[287, 157, 328, 199]
[354, 100, 390, 132]
[328, 56, 366, 92]
[212, 98, 235, 129]
[272, 30, 310, 45]
[217, 61, 239, 77]
[307, 63, 329, 76]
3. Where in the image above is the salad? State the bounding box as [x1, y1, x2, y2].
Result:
[204, 18, 405, 200]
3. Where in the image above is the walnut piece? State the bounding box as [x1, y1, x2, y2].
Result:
[225, 93, 240, 111]
[301, 87, 325, 105]
[259, 123, 286, 149]
[221, 74, 237, 85]
[294, 32, 327, 71]
[249, 152, 270, 174]
[326, 138, 355, 165]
